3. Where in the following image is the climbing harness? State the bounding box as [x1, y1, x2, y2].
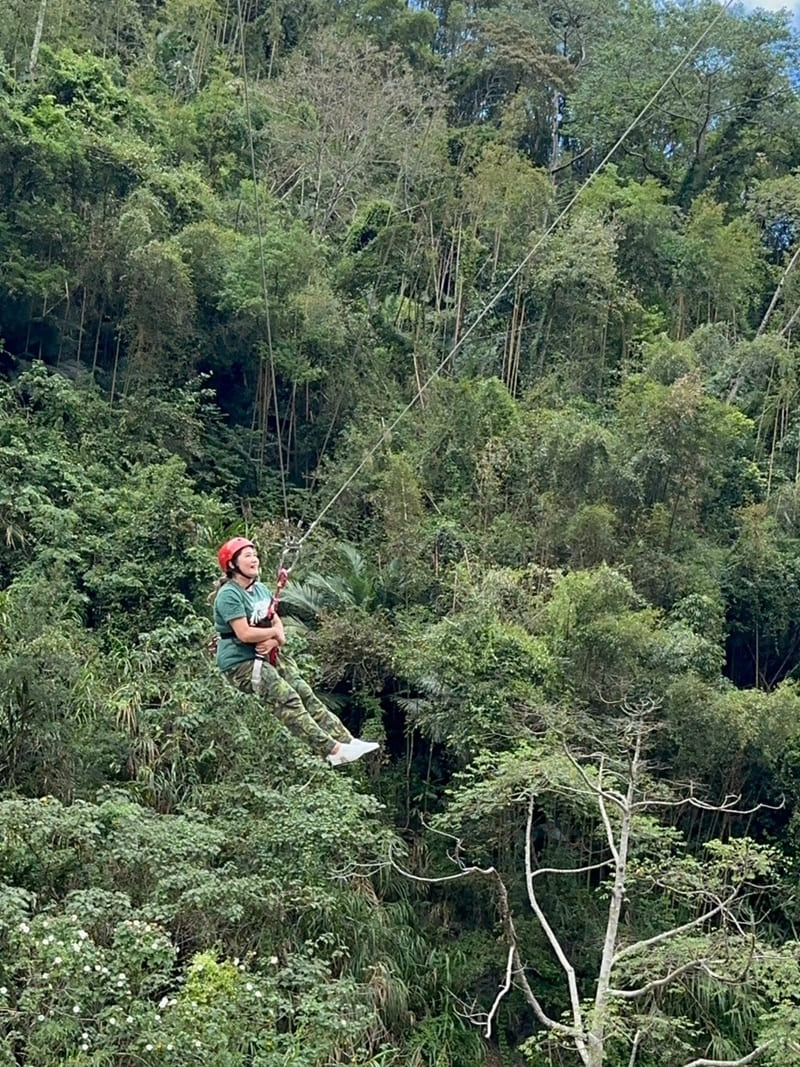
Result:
[250, 535, 302, 689]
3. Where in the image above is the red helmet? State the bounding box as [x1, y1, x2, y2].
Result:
[217, 536, 255, 573]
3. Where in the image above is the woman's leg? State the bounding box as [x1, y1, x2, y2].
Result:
[225, 660, 337, 756]
[276, 652, 352, 743]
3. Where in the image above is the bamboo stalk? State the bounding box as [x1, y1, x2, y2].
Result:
[29, 0, 47, 79]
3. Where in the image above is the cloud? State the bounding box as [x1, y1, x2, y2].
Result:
[741, 0, 798, 11]
[738, 0, 800, 25]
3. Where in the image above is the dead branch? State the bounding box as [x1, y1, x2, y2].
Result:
[608, 957, 713, 998]
[483, 945, 515, 1039]
[389, 826, 588, 1046]
[525, 797, 588, 1046]
[562, 745, 628, 821]
[387, 841, 493, 885]
[608, 943, 757, 1000]
[418, 814, 474, 869]
[628, 1029, 643, 1067]
[492, 868, 589, 1046]
[613, 891, 741, 965]
[681, 1042, 777, 1067]
[631, 794, 784, 815]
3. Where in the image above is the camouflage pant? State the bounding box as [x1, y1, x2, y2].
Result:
[224, 652, 351, 756]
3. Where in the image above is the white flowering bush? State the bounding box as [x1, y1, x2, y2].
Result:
[0, 778, 463, 1061]
[0, 912, 382, 1066]
[0, 783, 404, 1064]
[0, 907, 174, 1064]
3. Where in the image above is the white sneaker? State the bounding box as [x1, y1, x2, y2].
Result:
[348, 738, 380, 756]
[326, 740, 379, 767]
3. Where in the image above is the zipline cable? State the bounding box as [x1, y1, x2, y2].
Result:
[233, 0, 735, 556]
[291, 0, 736, 551]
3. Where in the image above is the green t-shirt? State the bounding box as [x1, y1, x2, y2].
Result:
[213, 580, 273, 672]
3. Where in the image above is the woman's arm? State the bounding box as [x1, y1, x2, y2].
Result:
[229, 616, 284, 645]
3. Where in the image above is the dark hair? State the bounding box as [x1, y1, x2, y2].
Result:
[207, 575, 230, 603]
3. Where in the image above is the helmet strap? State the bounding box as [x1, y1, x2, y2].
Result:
[228, 556, 256, 589]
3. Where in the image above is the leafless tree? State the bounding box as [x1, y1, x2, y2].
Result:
[391, 702, 793, 1067]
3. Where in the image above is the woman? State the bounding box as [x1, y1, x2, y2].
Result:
[213, 536, 379, 766]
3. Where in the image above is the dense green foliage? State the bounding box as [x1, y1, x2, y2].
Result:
[4, 1, 800, 1064]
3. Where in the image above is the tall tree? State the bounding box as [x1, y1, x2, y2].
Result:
[404, 705, 799, 1067]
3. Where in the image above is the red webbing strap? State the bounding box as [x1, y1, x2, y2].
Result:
[266, 565, 291, 665]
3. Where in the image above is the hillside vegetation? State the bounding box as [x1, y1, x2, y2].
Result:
[4, 2, 800, 1064]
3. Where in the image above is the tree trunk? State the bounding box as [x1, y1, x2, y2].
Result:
[588, 739, 641, 1067]
[29, 0, 47, 79]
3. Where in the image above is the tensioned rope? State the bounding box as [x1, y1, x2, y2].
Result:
[291, 0, 736, 550]
[234, 0, 735, 555]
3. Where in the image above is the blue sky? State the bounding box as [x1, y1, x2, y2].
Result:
[739, 0, 800, 25]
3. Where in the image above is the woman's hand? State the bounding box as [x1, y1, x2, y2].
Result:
[255, 637, 280, 655]
[271, 615, 287, 647]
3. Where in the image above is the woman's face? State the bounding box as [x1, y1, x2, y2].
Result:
[234, 546, 260, 580]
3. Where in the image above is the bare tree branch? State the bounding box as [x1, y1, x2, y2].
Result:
[757, 244, 800, 338]
[779, 300, 800, 336]
[561, 746, 626, 863]
[681, 1042, 776, 1067]
[493, 863, 586, 1043]
[483, 945, 515, 1039]
[387, 843, 492, 885]
[389, 838, 584, 1042]
[608, 957, 712, 998]
[596, 755, 622, 863]
[530, 859, 612, 879]
[418, 814, 472, 869]
[525, 796, 590, 1059]
[613, 893, 738, 964]
[563, 744, 626, 807]
[608, 944, 758, 1000]
[628, 1029, 643, 1067]
[29, 0, 47, 78]
[633, 793, 784, 815]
